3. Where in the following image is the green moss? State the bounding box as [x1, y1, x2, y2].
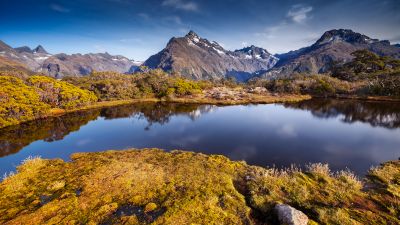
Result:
[0, 149, 399, 224]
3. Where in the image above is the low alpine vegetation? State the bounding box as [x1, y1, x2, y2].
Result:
[0, 149, 398, 224]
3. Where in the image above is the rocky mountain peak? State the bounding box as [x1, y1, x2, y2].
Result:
[33, 45, 48, 54]
[14, 46, 32, 53]
[0, 40, 14, 52]
[314, 29, 379, 46]
[235, 45, 275, 60]
[185, 30, 200, 39]
[144, 32, 278, 81]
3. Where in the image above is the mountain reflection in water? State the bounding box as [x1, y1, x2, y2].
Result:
[0, 100, 399, 176]
[284, 99, 400, 129]
[0, 103, 215, 157]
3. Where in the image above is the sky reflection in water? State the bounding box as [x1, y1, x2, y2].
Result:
[0, 99, 399, 176]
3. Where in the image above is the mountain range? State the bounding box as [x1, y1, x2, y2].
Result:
[263, 29, 400, 78]
[1, 29, 399, 80]
[0, 41, 141, 78]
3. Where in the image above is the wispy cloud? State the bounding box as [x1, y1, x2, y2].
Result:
[287, 4, 313, 24]
[162, 0, 198, 12]
[164, 16, 183, 25]
[50, 3, 70, 13]
[137, 13, 150, 20]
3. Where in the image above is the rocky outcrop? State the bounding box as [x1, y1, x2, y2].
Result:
[275, 204, 309, 225]
[143, 31, 278, 81]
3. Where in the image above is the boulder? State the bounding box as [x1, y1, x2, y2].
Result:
[275, 204, 308, 225]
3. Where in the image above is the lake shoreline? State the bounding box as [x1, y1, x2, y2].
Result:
[1, 148, 398, 224]
[315, 94, 400, 102]
[1, 94, 311, 129]
[3, 92, 400, 130]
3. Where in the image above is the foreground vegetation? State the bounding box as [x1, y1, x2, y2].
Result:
[0, 149, 398, 224]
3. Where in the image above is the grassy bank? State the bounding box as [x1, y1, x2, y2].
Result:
[2, 93, 311, 129]
[1, 149, 398, 224]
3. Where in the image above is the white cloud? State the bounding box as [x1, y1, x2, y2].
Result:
[50, 4, 70, 13]
[241, 41, 248, 47]
[287, 5, 313, 24]
[252, 4, 318, 53]
[165, 16, 183, 25]
[162, 0, 198, 12]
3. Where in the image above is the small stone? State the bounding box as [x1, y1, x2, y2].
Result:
[275, 204, 308, 225]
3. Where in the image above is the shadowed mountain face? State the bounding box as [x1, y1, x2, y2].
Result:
[284, 98, 400, 129]
[0, 40, 141, 78]
[143, 31, 278, 81]
[263, 29, 400, 79]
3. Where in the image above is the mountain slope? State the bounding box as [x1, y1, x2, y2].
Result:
[144, 31, 278, 81]
[0, 41, 141, 78]
[0, 56, 31, 74]
[263, 29, 400, 78]
[37, 52, 140, 78]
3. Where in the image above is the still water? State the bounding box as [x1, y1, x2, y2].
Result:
[1, 99, 399, 176]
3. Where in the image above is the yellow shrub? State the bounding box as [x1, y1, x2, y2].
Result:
[0, 76, 50, 128]
[28, 75, 97, 109]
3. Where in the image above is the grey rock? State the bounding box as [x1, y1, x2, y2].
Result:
[275, 204, 309, 225]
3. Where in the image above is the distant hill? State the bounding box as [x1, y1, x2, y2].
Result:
[143, 31, 278, 81]
[0, 40, 142, 78]
[262, 29, 400, 79]
[0, 56, 31, 73]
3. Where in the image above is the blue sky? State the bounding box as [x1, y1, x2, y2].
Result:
[1, 0, 399, 61]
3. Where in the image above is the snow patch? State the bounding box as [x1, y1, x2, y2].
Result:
[10, 53, 19, 58]
[213, 47, 225, 55]
[188, 40, 196, 46]
[34, 56, 49, 61]
[192, 37, 200, 43]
